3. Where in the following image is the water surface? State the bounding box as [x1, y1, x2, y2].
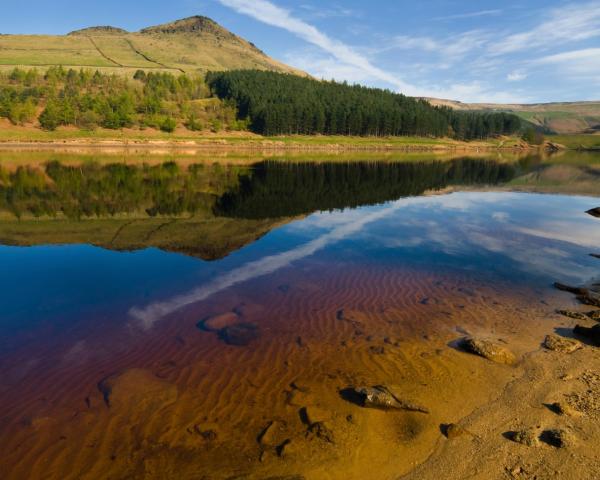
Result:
[1, 151, 599, 479]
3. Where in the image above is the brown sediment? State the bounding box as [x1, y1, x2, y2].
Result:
[0, 264, 598, 479]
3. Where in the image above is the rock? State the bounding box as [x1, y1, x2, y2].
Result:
[543, 334, 583, 353]
[351, 385, 430, 413]
[540, 429, 570, 448]
[308, 421, 334, 443]
[577, 294, 600, 308]
[369, 345, 385, 355]
[218, 323, 259, 346]
[258, 420, 286, 446]
[509, 428, 539, 447]
[556, 309, 590, 321]
[460, 337, 517, 365]
[277, 439, 301, 457]
[553, 282, 588, 295]
[190, 423, 219, 441]
[197, 312, 240, 332]
[301, 406, 331, 425]
[573, 324, 600, 345]
[588, 310, 600, 322]
[443, 423, 468, 439]
[97, 368, 177, 410]
[586, 207, 600, 218]
[548, 402, 577, 416]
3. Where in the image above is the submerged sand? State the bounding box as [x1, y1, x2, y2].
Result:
[1, 262, 599, 479]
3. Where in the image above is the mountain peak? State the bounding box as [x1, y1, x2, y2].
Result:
[139, 16, 231, 37]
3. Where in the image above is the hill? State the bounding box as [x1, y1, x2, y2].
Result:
[0, 16, 303, 76]
[424, 98, 600, 135]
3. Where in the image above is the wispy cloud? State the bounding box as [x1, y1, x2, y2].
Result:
[489, 1, 600, 55]
[535, 48, 600, 76]
[217, 0, 416, 93]
[433, 9, 503, 21]
[507, 70, 527, 82]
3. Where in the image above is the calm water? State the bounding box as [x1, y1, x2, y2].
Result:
[0, 155, 599, 352]
[1, 152, 600, 479]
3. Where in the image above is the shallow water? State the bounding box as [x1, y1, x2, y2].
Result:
[1, 152, 599, 479]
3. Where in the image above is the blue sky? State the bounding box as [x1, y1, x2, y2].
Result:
[2, 0, 599, 103]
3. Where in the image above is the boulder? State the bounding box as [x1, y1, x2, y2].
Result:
[351, 385, 429, 413]
[460, 337, 517, 365]
[543, 334, 583, 353]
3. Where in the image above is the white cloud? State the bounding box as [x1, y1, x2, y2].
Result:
[489, 1, 600, 55]
[217, 0, 417, 93]
[433, 9, 503, 21]
[507, 71, 527, 82]
[536, 48, 600, 76]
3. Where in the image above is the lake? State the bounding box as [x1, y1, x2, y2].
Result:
[1, 151, 599, 479]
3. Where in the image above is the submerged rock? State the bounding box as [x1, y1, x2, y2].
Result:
[308, 421, 334, 443]
[258, 420, 286, 446]
[586, 207, 600, 218]
[198, 312, 240, 332]
[460, 337, 517, 365]
[218, 323, 259, 346]
[301, 406, 332, 425]
[543, 334, 583, 353]
[350, 385, 429, 413]
[553, 282, 589, 295]
[573, 324, 600, 345]
[97, 368, 178, 410]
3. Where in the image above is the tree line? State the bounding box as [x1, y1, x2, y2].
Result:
[0, 67, 524, 140]
[208, 70, 523, 139]
[0, 67, 245, 132]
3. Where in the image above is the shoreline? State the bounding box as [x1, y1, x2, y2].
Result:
[0, 139, 533, 154]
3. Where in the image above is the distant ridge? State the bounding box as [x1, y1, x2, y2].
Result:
[68, 26, 129, 36]
[425, 98, 600, 134]
[0, 15, 304, 76]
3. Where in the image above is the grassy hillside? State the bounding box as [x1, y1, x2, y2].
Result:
[0, 16, 303, 76]
[425, 98, 600, 135]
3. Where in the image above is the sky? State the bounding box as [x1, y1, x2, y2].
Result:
[1, 0, 599, 103]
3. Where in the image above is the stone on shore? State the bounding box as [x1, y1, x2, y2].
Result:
[510, 428, 539, 447]
[460, 337, 517, 365]
[543, 334, 583, 353]
[351, 385, 430, 413]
